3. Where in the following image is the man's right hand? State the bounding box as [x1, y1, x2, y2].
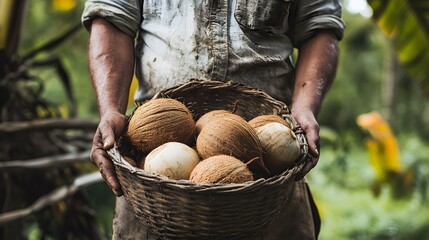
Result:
[91, 111, 128, 197]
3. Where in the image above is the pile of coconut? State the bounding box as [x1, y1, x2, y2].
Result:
[123, 98, 301, 184]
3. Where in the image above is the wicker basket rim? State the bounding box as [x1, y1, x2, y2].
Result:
[108, 145, 305, 192]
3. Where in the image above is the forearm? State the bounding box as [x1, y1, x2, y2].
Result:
[89, 18, 135, 117]
[291, 31, 339, 116]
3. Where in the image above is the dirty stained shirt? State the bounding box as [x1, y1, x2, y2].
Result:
[82, 0, 345, 103]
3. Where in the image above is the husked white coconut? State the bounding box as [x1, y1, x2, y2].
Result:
[255, 122, 301, 174]
[143, 142, 200, 180]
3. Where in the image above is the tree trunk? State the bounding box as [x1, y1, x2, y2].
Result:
[0, 0, 27, 56]
[1, 1, 28, 238]
[382, 40, 397, 122]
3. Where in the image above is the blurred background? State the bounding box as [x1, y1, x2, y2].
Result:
[0, 0, 428, 239]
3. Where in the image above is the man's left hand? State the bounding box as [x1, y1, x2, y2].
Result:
[291, 108, 320, 180]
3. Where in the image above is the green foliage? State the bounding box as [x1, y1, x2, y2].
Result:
[9, 1, 108, 239]
[320, 9, 429, 139]
[21, 0, 97, 118]
[367, 0, 429, 94]
[308, 136, 429, 240]
[316, 9, 429, 239]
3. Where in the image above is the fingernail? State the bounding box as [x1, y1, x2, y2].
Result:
[103, 140, 113, 149]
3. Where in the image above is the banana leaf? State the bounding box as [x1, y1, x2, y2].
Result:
[367, 0, 429, 94]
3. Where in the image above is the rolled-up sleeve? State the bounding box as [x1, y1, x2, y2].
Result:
[81, 0, 142, 39]
[290, 0, 345, 47]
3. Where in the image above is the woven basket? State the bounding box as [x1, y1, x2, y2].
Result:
[107, 79, 309, 240]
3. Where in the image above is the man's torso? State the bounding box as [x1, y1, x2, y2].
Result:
[134, 0, 296, 102]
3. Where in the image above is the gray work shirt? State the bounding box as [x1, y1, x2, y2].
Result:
[82, 0, 345, 103]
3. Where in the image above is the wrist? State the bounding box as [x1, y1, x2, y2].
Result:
[98, 100, 128, 117]
[99, 108, 126, 119]
[291, 100, 319, 117]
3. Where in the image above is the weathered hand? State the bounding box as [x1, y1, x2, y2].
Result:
[291, 108, 320, 180]
[91, 111, 128, 196]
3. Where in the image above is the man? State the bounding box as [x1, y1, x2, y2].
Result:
[82, 0, 345, 239]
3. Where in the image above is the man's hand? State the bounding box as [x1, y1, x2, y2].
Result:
[291, 108, 320, 180]
[91, 111, 128, 196]
[290, 31, 339, 180]
[88, 18, 135, 196]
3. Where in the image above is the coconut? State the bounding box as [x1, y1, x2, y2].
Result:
[195, 110, 239, 134]
[255, 122, 301, 174]
[123, 156, 138, 167]
[248, 114, 291, 129]
[196, 116, 270, 177]
[126, 98, 195, 153]
[190, 155, 254, 184]
[143, 142, 200, 180]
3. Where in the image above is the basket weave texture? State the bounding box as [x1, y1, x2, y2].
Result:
[107, 79, 309, 240]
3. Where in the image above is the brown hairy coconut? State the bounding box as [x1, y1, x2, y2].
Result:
[254, 122, 301, 174]
[196, 116, 270, 177]
[195, 110, 242, 134]
[248, 114, 291, 129]
[190, 155, 254, 184]
[123, 156, 138, 167]
[126, 98, 195, 153]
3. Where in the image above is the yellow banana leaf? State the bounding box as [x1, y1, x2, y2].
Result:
[365, 138, 388, 182]
[382, 137, 401, 173]
[52, 0, 76, 11]
[357, 111, 392, 141]
[128, 76, 139, 107]
[357, 111, 402, 179]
